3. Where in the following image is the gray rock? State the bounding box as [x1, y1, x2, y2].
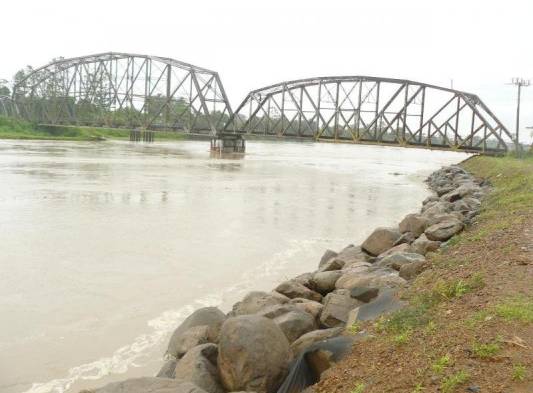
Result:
[256, 304, 299, 319]
[335, 268, 406, 290]
[311, 271, 342, 294]
[230, 291, 288, 316]
[335, 245, 370, 265]
[318, 249, 338, 268]
[399, 260, 428, 280]
[425, 219, 464, 241]
[174, 344, 224, 393]
[347, 289, 407, 324]
[217, 315, 290, 393]
[290, 327, 344, 356]
[318, 258, 344, 272]
[166, 307, 226, 359]
[350, 287, 379, 303]
[393, 232, 417, 246]
[421, 201, 452, 218]
[441, 183, 481, 202]
[399, 214, 429, 237]
[291, 272, 315, 289]
[156, 359, 177, 378]
[361, 227, 401, 256]
[275, 281, 322, 302]
[376, 252, 426, 271]
[85, 378, 208, 393]
[319, 293, 362, 328]
[410, 234, 441, 255]
[422, 195, 439, 205]
[289, 298, 324, 320]
[377, 243, 411, 259]
[273, 310, 316, 343]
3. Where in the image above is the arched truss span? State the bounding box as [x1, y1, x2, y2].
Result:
[12, 52, 232, 134]
[224, 76, 514, 153]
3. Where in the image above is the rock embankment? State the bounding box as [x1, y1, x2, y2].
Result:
[82, 164, 489, 393]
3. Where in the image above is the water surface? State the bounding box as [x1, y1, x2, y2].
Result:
[0, 139, 468, 393]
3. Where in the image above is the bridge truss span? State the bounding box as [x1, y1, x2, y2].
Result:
[224, 76, 514, 153]
[12, 52, 232, 134]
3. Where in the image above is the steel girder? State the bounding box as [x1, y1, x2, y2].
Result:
[12, 52, 232, 134]
[0, 96, 18, 117]
[224, 76, 514, 153]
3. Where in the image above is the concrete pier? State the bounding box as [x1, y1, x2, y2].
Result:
[210, 133, 246, 153]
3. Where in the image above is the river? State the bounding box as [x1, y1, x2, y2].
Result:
[0, 139, 468, 393]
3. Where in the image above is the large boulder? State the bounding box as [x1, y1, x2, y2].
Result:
[376, 252, 426, 271]
[335, 268, 406, 290]
[166, 307, 226, 359]
[361, 227, 401, 256]
[346, 289, 407, 324]
[84, 378, 208, 393]
[399, 260, 428, 280]
[290, 327, 344, 356]
[318, 249, 338, 268]
[256, 304, 299, 319]
[349, 287, 379, 303]
[275, 281, 322, 302]
[156, 359, 177, 378]
[410, 234, 441, 255]
[421, 201, 452, 218]
[217, 315, 290, 393]
[399, 214, 429, 237]
[425, 219, 464, 241]
[289, 298, 324, 320]
[335, 245, 370, 265]
[311, 271, 342, 294]
[318, 258, 345, 272]
[273, 310, 316, 343]
[441, 183, 481, 202]
[377, 243, 410, 259]
[174, 344, 225, 393]
[319, 293, 362, 328]
[230, 291, 288, 316]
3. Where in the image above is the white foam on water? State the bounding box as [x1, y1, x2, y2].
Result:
[23, 237, 333, 393]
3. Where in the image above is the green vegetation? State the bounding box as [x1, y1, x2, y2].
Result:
[346, 321, 362, 334]
[431, 355, 451, 374]
[0, 116, 186, 141]
[350, 382, 366, 393]
[440, 371, 470, 393]
[512, 364, 526, 381]
[471, 341, 501, 358]
[494, 297, 533, 323]
[410, 383, 424, 393]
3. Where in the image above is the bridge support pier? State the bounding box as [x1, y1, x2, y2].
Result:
[210, 133, 245, 153]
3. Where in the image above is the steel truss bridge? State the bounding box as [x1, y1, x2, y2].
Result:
[224, 77, 514, 153]
[4, 52, 515, 153]
[10, 52, 232, 134]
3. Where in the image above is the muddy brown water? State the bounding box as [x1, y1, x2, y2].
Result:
[0, 139, 468, 393]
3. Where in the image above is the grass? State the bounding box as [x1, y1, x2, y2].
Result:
[351, 382, 366, 393]
[431, 355, 451, 374]
[440, 370, 470, 393]
[494, 297, 533, 323]
[0, 115, 186, 141]
[471, 340, 501, 358]
[512, 364, 526, 381]
[347, 321, 362, 334]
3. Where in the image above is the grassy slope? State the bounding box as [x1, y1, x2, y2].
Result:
[316, 155, 533, 393]
[0, 116, 186, 141]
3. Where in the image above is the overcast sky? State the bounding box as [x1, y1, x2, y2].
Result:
[2, 0, 532, 142]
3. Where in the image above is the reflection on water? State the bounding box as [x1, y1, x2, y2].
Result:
[0, 139, 468, 393]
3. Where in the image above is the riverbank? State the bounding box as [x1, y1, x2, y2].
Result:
[77, 154, 533, 393]
[315, 154, 533, 392]
[0, 116, 186, 141]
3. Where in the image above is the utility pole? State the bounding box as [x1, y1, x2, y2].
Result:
[509, 78, 530, 155]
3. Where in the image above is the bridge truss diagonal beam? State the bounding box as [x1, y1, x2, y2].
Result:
[12, 52, 232, 135]
[224, 76, 515, 153]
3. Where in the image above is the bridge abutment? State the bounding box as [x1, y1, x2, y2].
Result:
[210, 133, 246, 153]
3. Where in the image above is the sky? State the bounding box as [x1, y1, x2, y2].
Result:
[1, 0, 532, 142]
